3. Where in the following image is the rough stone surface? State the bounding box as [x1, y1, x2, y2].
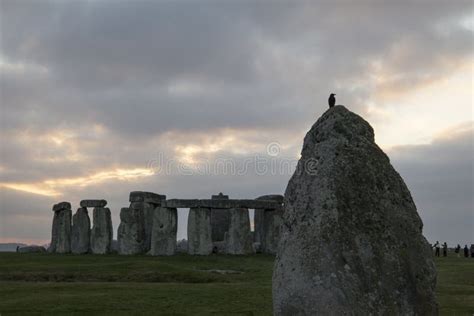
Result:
[129, 191, 166, 204]
[49, 208, 72, 253]
[71, 207, 91, 254]
[273, 106, 438, 315]
[18, 245, 47, 253]
[261, 208, 283, 254]
[225, 208, 254, 255]
[80, 199, 107, 208]
[163, 199, 279, 209]
[187, 207, 213, 255]
[150, 207, 177, 256]
[117, 207, 146, 255]
[211, 193, 231, 242]
[52, 201, 71, 212]
[143, 203, 155, 251]
[254, 209, 264, 244]
[254, 194, 284, 251]
[90, 207, 113, 254]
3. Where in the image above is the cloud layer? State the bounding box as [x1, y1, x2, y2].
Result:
[1, 1, 472, 245]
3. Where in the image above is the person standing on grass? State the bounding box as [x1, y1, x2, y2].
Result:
[464, 245, 469, 258]
[433, 241, 440, 257]
[470, 244, 474, 258]
[455, 244, 461, 257]
[442, 242, 448, 257]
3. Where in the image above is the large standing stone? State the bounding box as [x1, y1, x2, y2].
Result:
[254, 195, 284, 254]
[90, 207, 113, 254]
[261, 208, 283, 254]
[273, 106, 438, 315]
[71, 207, 90, 254]
[49, 202, 72, 254]
[187, 207, 212, 255]
[117, 206, 146, 255]
[210, 193, 231, 242]
[225, 208, 254, 255]
[128, 192, 165, 251]
[150, 207, 177, 256]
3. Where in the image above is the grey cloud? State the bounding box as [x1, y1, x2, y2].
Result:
[389, 126, 474, 246]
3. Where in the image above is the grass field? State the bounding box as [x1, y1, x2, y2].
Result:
[0, 253, 472, 315]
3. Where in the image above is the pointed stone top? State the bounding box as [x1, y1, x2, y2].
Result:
[305, 105, 374, 149]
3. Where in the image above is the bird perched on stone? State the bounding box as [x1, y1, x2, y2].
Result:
[328, 93, 336, 108]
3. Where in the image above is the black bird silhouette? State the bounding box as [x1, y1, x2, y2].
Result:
[328, 93, 336, 108]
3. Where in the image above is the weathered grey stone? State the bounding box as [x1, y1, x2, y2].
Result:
[117, 207, 146, 255]
[211, 193, 231, 242]
[49, 208, 72, 253]
[90, 207, 113, 254]
[261, 208, 283, 254]
[80, 199, 107, 208]
[211, 192, 229, 200]
[187, 207, 212, 255]
[254, 209, 264, 244]
[143, 203, 155, 251]
[273, 106, 438, 315]
[71, 207, 90, 254]
[163, 199, 280, 209]
[18, 245, 46, 253]
[225, 208, 254, 255]
[149, 207, 177, 256]
[129, 191, 166, 204]
[257, 194, 284, 254]
[52, 201, 71, 212]
[212, 241, 226, 254]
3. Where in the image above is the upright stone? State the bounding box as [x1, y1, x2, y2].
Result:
[49, 202, 72, 253]
[225, 208, 254, 255]
[210, 193, 231, 242]
[117, 206, 146, 255]
[128, 192, 166, 252]
[255, 194, 284, 254]
[262, 208, 283, 254]
[71, 207, 90, 254]
[150, 207, 177, 256]
[187, 207, 212, 255]
[273, 106, 438, 315]
[90, 207, 113, 254]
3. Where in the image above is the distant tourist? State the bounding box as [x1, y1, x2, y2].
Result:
[471, 244, 474, 258]
[433, 241, 440, 257]
[16, 245, 19, 252]
[455, 244, 461, 257]
[442, 242, 448, 257]
[464, 245, 469, 258]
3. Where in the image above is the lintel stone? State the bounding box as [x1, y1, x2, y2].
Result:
[80, 199, 107, 208]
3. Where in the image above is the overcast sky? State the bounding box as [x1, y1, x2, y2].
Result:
[0, 0, 472, 246]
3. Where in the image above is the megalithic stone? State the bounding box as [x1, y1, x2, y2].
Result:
[71, 207, 91, 254]
[117, 206, 146, 255]
[254, 195, 284, 254]
[210, 193, 231, 242]
[187, 207, 212, 255]
[150, 207, 177, 256]
[225, 208, 254, 255]
[262, 208, 283, 254]
[128, 192, 166, 252]
[273, 106, 438, 315]
[80, 199, 107, 208]
[49, 202, 72, 253]
[90, 207, 113, 254]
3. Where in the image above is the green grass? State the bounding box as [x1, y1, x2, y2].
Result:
[0, 253, 472, 315]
